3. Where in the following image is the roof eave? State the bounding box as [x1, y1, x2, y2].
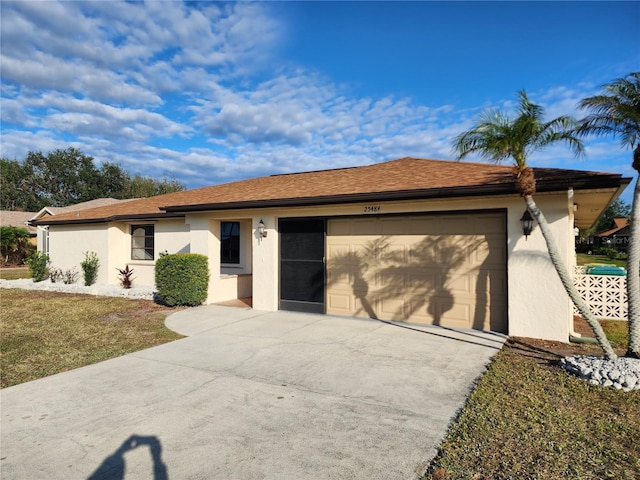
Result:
[30, 212, 185, 226]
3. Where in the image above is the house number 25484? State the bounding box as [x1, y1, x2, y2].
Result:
[363, 206, 380, 213]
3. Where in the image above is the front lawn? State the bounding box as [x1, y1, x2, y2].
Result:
[0, 289, 184, 388]
[0, 267, 30, 280]
[424, 321, 640, 480]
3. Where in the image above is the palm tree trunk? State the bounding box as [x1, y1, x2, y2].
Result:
[626, 167, 640, 357]
[524, 195, 617, 360]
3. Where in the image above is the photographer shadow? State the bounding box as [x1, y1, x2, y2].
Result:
[87, 435, 168, 480]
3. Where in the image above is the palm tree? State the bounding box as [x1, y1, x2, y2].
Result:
[453, 90, 617, 360]
[577, 72, 640, 358]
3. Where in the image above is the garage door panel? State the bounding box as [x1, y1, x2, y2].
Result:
[327, 271, 352, 289]
[327, 219, 351, 235]
[447, 274, 473, 295]
[406, 217, 435, 234]
[407, 270, 439, 290]
[470, 242, 490, 264]
[326, 243, 351, 258]
[441, 303, 472, 323]
[327, 293, 352, 313]
[379, 297, 405, 320]
[380, 218, 406, 234]
[327, 212, 507, 333]
[487, 272, 507, 295]
[472, 214, 505, 234]
[352, 219, 379, 235]
[427, 216, 457, 234]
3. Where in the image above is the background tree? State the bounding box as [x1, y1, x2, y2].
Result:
[591, 199, 632, 235]
[578, 72, 640, 358]
[125, 175, 187, 198]
[1, 148, 186, 211]
[453, 90, 617, 360]
[96, 162, 130, 199]
[0, 158, 39, 211]
[23, 148, 101, 206]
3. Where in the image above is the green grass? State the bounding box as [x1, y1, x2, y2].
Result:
[577, 253, 627, 268]
[424, 322, 640, 480]
[0, 266, 30, 280]
[0, 289, 184, 388]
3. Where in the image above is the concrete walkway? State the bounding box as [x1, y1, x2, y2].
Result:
[1, 305, 506, 480]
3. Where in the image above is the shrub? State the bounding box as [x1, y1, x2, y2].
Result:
[63, 268, 79, 284]
[26, 251, 50, 282]
[49, 267, 64, 283]
[155, 253, 209, 306]
[116, 265, 134, 289]
[50, 266, 80, 284]
[81, 251, 100, 286]
[594, 247, 619, 259]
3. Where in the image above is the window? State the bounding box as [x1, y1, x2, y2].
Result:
[44, 227, 50, 255]
[221, 221, 240, 264]
[131, 225, 154, 260]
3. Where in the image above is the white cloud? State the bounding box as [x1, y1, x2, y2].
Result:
[0, 0, 633, 210]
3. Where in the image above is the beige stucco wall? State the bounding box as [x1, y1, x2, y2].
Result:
[48, 223, 110, 284]
[505, 193, 574, 342]
[184, 214, 256, 304]
[205, 193, 574, 342]
[48, 219, 191, 287]
[46, 191, 577, 342]
[124, 219, 191, 286]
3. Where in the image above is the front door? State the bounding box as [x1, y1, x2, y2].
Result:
[279, 218, 326, 313]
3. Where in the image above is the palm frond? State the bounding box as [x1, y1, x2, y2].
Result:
[453, 89, 583, 170]
[577, 72, 640, 149]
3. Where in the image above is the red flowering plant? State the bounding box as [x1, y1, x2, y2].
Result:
[116, 265, 135, 289]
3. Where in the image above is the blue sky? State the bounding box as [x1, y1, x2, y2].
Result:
[1, 1, 638, 203]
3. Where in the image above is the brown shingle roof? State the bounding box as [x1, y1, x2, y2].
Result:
[44, 198, 134, 215]
[0, 211, 38, 234]
[35, 157, 629, 225]
[596, 218, 630, 237]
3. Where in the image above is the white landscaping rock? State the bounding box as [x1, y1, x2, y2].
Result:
[561, 355, 640, 392]
[0, 278, 155, 300]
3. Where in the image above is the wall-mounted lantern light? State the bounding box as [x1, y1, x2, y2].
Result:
[520, 209, 534, 240]
[257, 219, 267, 238]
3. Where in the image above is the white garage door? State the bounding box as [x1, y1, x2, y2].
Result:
[326, 212, 507, 332]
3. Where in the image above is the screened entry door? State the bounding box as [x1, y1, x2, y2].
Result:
[279, 218, 326, 313]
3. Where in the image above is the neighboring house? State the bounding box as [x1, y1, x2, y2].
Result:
[577, 218, 630, 253]
[29, 198, 134, 254]
[31, 157, 630, 342]
[596, 218, 630, 252]
[0, 211, 38, 245]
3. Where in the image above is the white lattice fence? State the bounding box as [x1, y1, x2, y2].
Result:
[573, 266, 628, 320]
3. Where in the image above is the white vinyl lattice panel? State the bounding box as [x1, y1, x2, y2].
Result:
[573, 267, 628, 320]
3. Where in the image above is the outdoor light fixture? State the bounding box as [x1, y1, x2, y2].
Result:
[257, 219, 267, 238]
[520, 209, 534, 239]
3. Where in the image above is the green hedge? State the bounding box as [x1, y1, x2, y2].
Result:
[155, 253, 210, 306]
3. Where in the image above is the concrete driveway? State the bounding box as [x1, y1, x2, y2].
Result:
[1, 306, 506, 480]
